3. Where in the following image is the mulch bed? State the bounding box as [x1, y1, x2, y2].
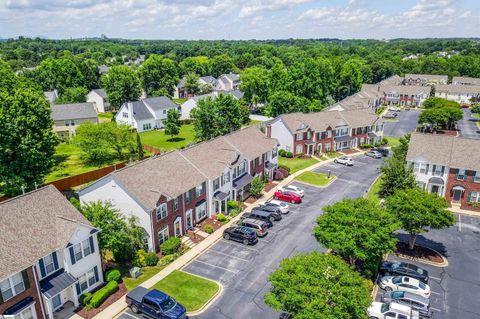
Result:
[244, 196, 258, 204]
[264, 182, 277, 192]
[198, 217, 223, 232]
[435, 129, 458, 136]
[186, 230, 205, 244]
[75, 282, 127, 319]
[341, 149, 360, 155]
[394, 242, 444, 264]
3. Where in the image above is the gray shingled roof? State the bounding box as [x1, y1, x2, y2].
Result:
[382, 85, 431, 95]
[143, 96, 177, 111]
[404, 74, 448, 81]
[435, 84, 480, 94]
[200, 76, 218, 86]
[224, 126, 278, 161]
[0, 185, 92, 280]
[130, 101, 154, 121]
[452, 76, 480, 85]
[407, 133, 480, 172]
[92, 89, 107, 99]
[51, 102, 98, 121]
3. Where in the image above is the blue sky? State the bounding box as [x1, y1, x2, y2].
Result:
[0, 0, 478, 40]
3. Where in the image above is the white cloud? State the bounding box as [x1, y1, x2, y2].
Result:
[239, 0, 312, 18]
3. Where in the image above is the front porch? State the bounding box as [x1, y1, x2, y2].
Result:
[40, 269, 79, 319]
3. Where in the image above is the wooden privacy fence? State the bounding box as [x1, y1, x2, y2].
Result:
[143, 144, 162, 155]
[46, 161, 128, 191]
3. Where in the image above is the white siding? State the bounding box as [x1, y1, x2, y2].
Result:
[86, 91, 106, 113]
[270, 119, 294, 152]
[79, 176, 154, 251]
[180, 99, 197, 120]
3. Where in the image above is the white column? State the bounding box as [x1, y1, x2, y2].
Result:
[71, 285, 80, 307]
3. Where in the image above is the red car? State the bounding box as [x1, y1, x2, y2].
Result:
[273, 190, 302, 204]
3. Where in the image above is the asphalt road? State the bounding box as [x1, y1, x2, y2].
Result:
[183, 155, 384, 319]
[383, 109, 421, 137]
[458, 108, 480, 139]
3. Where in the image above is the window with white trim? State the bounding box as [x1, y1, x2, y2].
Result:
[72, 238, 93, 263]
[156, 203, 167, 220]
[433, 165, 444, 176]
[213, 178, 220, 191]
[195, 183, 204, 197]
[196, 202, 207, 221]
[456, 169, 467, 180]
[173, 197, 179, 210]
[78, 267, 98, 293]
[123, 112, 128, 118]
[473, 171, 480, 183]
[158, 226, 169, 245]
[419, 163, 429, 174]
[43, 253, 57, 276]
[13, 306, 34, 319]
[326, 130, 331, 138]
[295, 133, 302, 141]
[0, 272, 26, 301]
[469, 191, 480, 203]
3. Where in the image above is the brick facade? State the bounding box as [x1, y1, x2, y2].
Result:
[0, 267, 45, 319]
[445, 169, 480, 211]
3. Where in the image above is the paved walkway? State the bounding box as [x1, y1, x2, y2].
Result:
[85, 151, 371, 319]
[457, 108, 480, 139]
[449, 204, 480, 218]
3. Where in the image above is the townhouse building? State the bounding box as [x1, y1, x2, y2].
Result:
[381, 85, 431, 106]
[217, 73, 240, 91]
[266, 109, 383, 156]
[115, 96, 180, 132]
[0, 186, 103, 319]
[451, 76, 480, 86]
[174, 74, 241, 99]
[434, 84, 480, 105]
[407, 133, 480, 211]
[180, 90, 244, 120]
[79, 126, 278, 253]
[86, 89, 111, 113]
[51, 102, 98, 137]
[403, 74, 448, 86]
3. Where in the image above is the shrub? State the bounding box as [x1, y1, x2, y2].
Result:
[381, 138, 388, 146]
[296, 153, 304, 158]
[158, 254, 178, 267]
[274, 170, 284, 180]
[216, 213, 227, 222]
[278, 165, 291, 173]
[133, 249, 147, 268]
[79, 292, 92, 306]
[227, 200, 240, 211]
[374, 142, 382, 147]
[145, 252, 160, 266]
[278, 149, 286, 157]
[160, 237, 181, 255]
[285, 151, 294, 158]
[360, 144, 373, 149]
[105, 269, 121, 283]
[89, 281, 119, 308]
[250, 175, 266, 198]
[204, 224, 214, 234]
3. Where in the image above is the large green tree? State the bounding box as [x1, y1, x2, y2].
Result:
[210, 54, 235, 78]
[184, 73, 200, 96]
[265, 91, 310, 117]
[101, 65, 142, 109]
[164, 109, 181, 140]
[380, 155, 417, 197]
[0, 73, 58, 195]
[240, 66, 269, 105]
[337, 59, 364, 99]
[314, 198, 399, 272]
[179, 56, 210, 76]
[265, 252, 371, 319]
[386, 188, 456, 249]
[138, 54, 179, 96]
[55, 86, 88, 104]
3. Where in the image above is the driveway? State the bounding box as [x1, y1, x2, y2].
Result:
[375, 214, 480, 319]
[182, 155, 384, 319]
[458, 108, 480, 139]
[383, 109, 421, 137]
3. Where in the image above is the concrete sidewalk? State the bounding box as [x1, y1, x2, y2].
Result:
[86, 152, 366, 319]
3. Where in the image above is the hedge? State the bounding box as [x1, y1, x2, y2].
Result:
[359, 144, 373, 149]
[145, 252, 160, 266]
[79, 292, 92, 306]
[89, 281, 119, 308]
[216, 213, 227, 222]
[204, 224, 214, 234]
[160, 237, 181, 255]
[105, 269, 121, 283]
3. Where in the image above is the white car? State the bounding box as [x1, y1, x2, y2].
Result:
[279, 185, 304, 197]
[379, 276, 431, 298]
[368, 301, 419, 319]
[265, 199, 290, 214]
[334, 156, 354, 166]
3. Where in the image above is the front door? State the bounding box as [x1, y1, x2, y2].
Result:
[431, 185, 440, 196]
[453, 189, 463, 202]
[186, 210, 193, 230]
[174, 218, 182, 237]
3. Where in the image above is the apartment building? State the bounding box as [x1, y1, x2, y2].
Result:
[434, 84, 480, 105]
[451, 76, 480, 86]
[266, 109, 383, 156]
[381, 85, 431, 106]
[0, 186, 103, 319]
[407, 133, 480, 211]
[403, 74, 448, 86]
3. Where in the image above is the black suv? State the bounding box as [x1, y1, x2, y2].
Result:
[373, 147, 389, 157]
[241, 210, 274, 227]
[254, 205, 283, 221]
[379, 261, 429, 283]
[223, 226, 258, 245]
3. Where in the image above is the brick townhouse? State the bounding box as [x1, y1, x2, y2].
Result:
[0, 186, 103, 319]
[266, 108, 383, 156]
[403, 74, 448, 86]
[79, 126, 278, 253]
[381, 85, 431, 107]
[407, 133, 480, 211]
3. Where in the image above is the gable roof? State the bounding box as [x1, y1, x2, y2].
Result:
[382, 85, 431, 95]
[435, 84, 480, 94]
[51, 102, 98, 121]
[91, 89, 107, 99]
[130, 101, 155, 121]
[224, 126, 278, 161]
[404, 74, 448, 81]
[452, 76, 480, 85]
[0, 185, 92, 280]
[200, 76, 218, 86]
[143, 96, 178, 111]
[406, 133, 480, 171]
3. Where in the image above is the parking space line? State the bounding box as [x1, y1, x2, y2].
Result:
[120, 313, 137, 319]
[208, 249, 250, 262]
[458, 214, 462, 232]
[220, 240, 260, 252]
[190, 259, 239, 274]
[430, 291, 441, 296]
[430, 307, 442, 312]
[429, 276, 442, 281]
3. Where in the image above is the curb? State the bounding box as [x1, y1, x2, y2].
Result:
[293, 175, 337, 189]
[392, 247, 449, 267]
[185, 274, 224, 316]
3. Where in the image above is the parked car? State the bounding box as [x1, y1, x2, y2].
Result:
[366, 150, 382, 159]
[279, 185, 304, 197]
[279, 313, 292, 319]
[273, 190, 302, 204]
[223, 226, 258, 245]
[255, 205, 283, 220]
[241, 210, 274, 227]
[381, 291, 431, 317]
[383, 112, 398, 119]
[334, 156, 354, 166]
[379, 276, 431, 298]
[379, 261, 429, 283]
[262, 199, 290, 214]
[389, 106, 402, 112]
[368, 301, 419, 319]
[126, 287, 188, 319]
[237, 218, 269, 237]
[373, 147, 389, 157]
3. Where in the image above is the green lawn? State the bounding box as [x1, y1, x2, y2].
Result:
[366, 175, 383, 203]
[172, 98, 188, 105]
[151, 270, 220, 312]
[278, 157, 320, 174]
[385, 136, 401, 148]
[98, 112, 114, 123]
[45, 143, 120, 183]
[123, 266, 165, 291]
[295, 171, 335, 187]
[140, 124, 197, 151]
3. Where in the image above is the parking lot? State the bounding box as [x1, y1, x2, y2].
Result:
[383, 109, 421, 137]
[374, 214, 480, 319]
